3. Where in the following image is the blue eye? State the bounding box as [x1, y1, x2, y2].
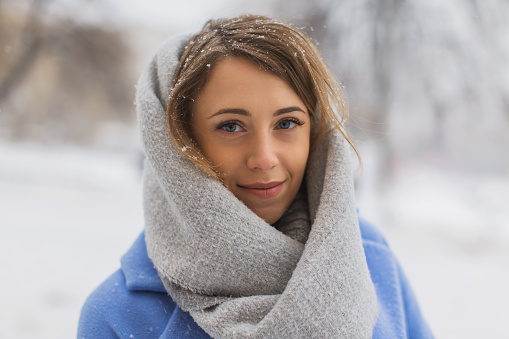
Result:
[278, 120, 294, 129]
[219, 122, 243, 133]
[277, 118, 303, 130]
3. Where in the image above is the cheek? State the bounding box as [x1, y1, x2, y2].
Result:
[285, 138, 310, 177]
[296, 146, 310, 175]
[190, 122, 242, 183]
[200, 143, 241, 179]
[191, 123, 227, 167]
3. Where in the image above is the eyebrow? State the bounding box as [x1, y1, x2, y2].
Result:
[207, 106, 306, 119]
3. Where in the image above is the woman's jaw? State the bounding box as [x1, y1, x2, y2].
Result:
[228, 178, 295, 224]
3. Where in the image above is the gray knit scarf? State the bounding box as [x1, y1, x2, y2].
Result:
[137, 34, 378, 338]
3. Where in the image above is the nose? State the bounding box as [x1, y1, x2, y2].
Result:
[246, 133, 279, 171]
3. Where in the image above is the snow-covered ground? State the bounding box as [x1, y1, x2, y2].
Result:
[0, 142, 508, 338]
[0, 142, 144, 339]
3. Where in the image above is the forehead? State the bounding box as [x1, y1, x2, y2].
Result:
[194, 57, 304, 110]
[206, 57, 277, 90]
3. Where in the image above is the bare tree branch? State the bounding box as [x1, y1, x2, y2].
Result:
[0, 0, 50, 102]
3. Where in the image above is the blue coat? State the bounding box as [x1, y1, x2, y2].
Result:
[78, 218, 434, 338]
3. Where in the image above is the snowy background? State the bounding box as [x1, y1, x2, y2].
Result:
[1, 0, 508, 338]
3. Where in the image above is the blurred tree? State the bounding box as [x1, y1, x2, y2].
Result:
[273, 0, 509, 173]
[0, 0, 48, 102]
[0, 0, 135, 146]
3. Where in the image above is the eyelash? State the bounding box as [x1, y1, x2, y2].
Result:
[216, 118, 305, 133]
[275, 117, 305, 130]
[216, 120, 245, 133]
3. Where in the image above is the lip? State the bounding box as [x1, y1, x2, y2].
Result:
[237, 181, 285, 198]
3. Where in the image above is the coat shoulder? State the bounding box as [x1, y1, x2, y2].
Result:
[78, 269, 176, 338]
[358, 217, 389, 247]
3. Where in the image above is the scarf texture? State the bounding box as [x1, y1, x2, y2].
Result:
[137, 34, 378, 338]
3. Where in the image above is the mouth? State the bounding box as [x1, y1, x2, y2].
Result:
[237, 180, 285, 198]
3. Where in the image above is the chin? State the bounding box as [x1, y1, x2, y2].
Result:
[252, 206, 284, 225]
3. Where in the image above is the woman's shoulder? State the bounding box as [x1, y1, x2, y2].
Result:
[358, 216, 390, 247]
[356, 216, 435, 338]
[77, 233, 177, 338]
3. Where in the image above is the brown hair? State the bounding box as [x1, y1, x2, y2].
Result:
[167, 14, 359, 178]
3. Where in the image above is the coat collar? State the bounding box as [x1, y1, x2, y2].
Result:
[120, 232, 166, 292]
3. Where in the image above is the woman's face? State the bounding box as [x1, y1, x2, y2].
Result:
[191, 57, 311, 224]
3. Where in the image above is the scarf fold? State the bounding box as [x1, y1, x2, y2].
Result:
[137, 34, 378, 338]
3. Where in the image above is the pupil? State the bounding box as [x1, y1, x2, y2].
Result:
[280, 120, 290, 129]
[225, 123, 236, 132]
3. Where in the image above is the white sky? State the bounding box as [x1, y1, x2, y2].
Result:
[46, 0, 275, 32]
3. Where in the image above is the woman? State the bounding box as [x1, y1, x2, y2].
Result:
[78, 15, 433, 338]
